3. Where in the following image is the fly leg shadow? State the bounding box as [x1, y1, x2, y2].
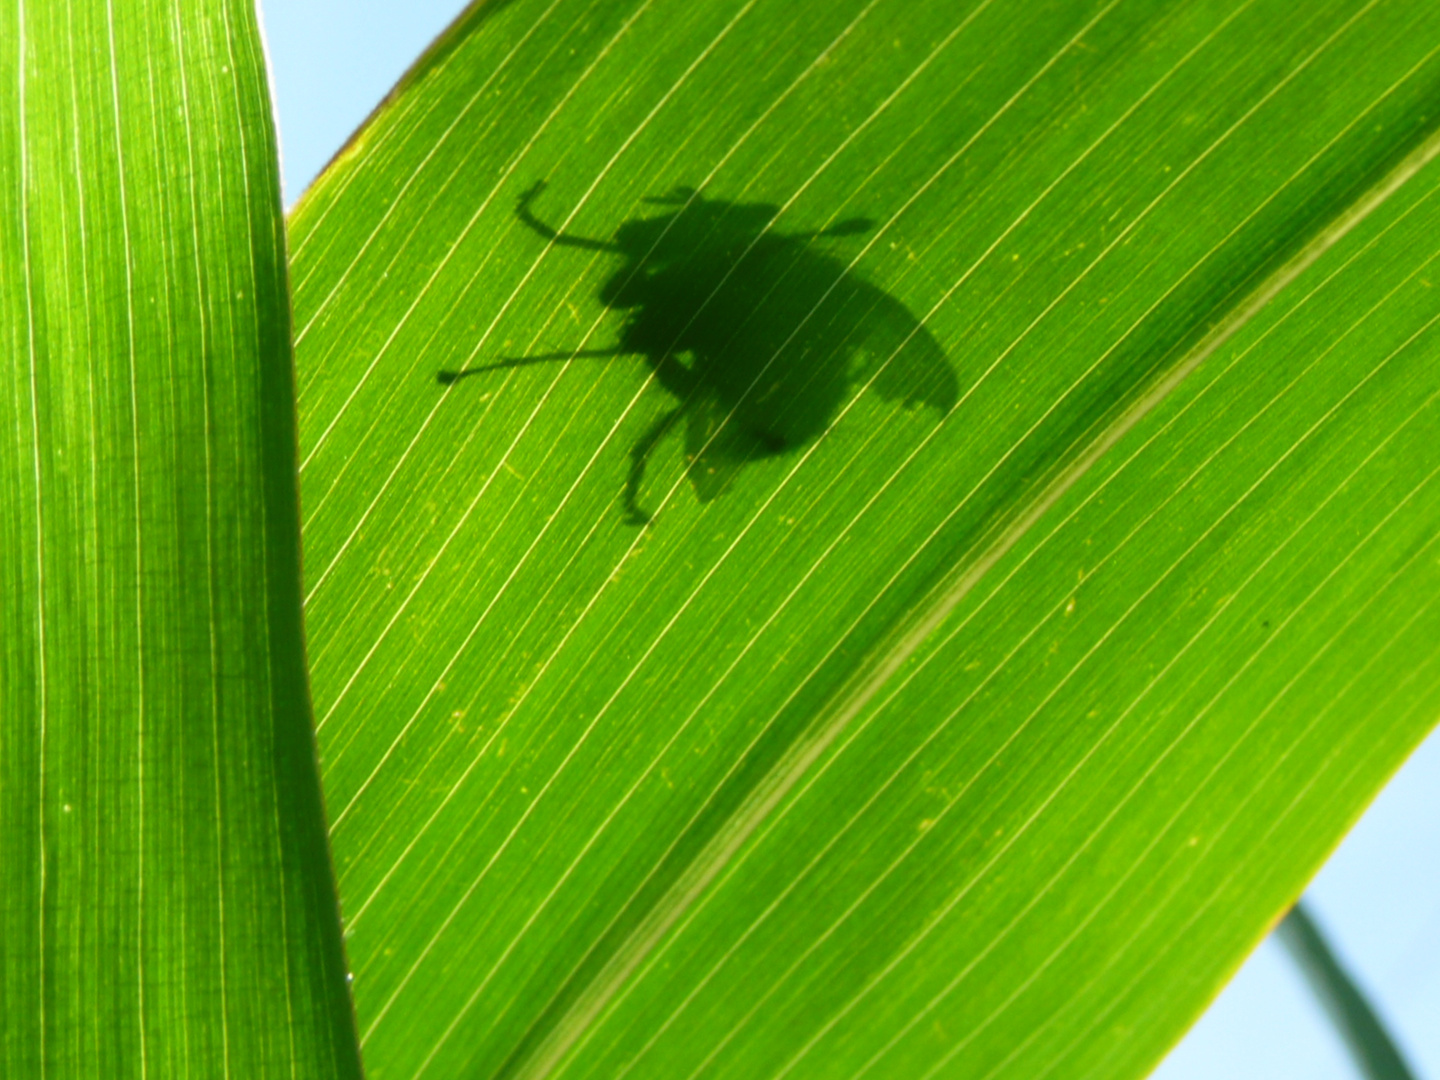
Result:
[437, 348, 686, 526]
[625, 407, 682, 526]
[437, 348, 624, 385]
[625, 351, 706, 525]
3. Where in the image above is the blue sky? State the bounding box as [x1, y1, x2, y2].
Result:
[258, 2, 1440, 1075]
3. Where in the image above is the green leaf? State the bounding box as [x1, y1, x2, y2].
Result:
[289, 0, 1440, 1077]
[1278, 902, 1419, 1080]
[2, 1, 359, 1075]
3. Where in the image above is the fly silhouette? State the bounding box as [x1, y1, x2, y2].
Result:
[439, 181, 956, 524]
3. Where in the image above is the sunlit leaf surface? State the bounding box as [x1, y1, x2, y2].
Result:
[289, 0, 1440, 1076]
[1, 1, 359, 1074]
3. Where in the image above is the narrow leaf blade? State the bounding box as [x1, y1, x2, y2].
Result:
[2, 1, 361, 1074]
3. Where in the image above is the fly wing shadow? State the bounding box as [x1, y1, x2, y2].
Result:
[829, 278, 958, 416]
[682, 396, 785, 505]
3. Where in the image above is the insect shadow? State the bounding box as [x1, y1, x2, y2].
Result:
[439, 181, 957, 524]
